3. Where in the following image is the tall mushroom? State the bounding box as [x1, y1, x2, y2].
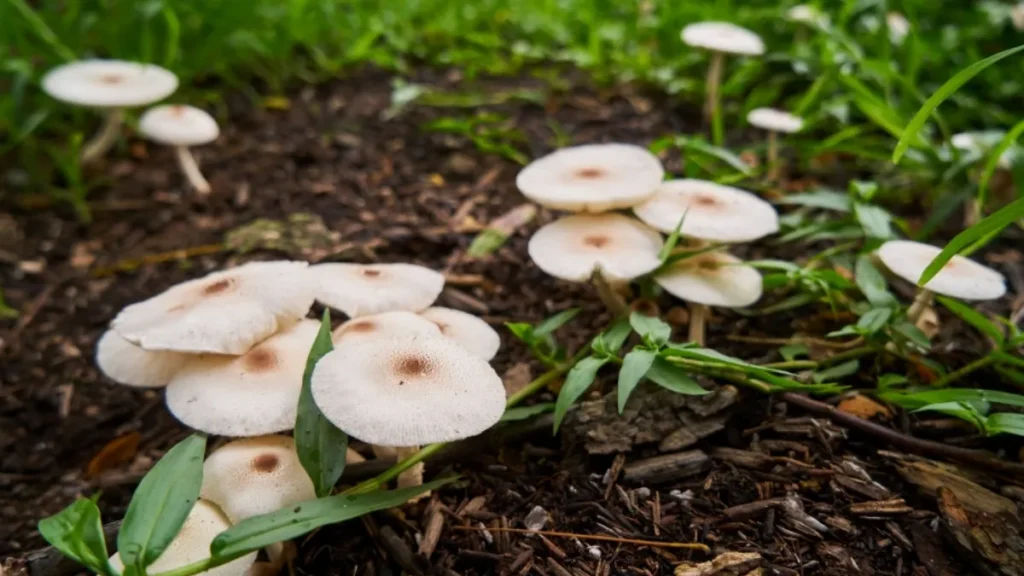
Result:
[632, 179, 779, 244]
[680, 23, 765, 135]
[139, 104, 220, 194]
[746, 108, 804, 180]
[310, 263, 445, 318]
[41, 60, 178, 164]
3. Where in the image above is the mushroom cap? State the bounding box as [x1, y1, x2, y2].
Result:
[747, 108, 804, 133]
[515, 144, 665, 212]
[786, 5, 829, 26]
[200, 436, 315, 524]
[681, 22, 766, 55]
[111, 260, 315, 355]
[332, 311, 441, 347]
[419, 307, 501, 361]
[655, 251, 763, 307]
[311, 263, 445, 318]
[632, 179, 779, 242]
[109, 500, 256, 576]
[95, 330, 190, 388]
[42, 60, 178, 108]
[165, 319, 321, 436]
[876, 240, 1006, 300]
[139, 104, 219, 147]
[311, 336, 506, 446]
[886, 12, 910, 43]
[527, 213, 664, 283]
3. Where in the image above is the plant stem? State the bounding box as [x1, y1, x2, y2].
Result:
[706, 52, 725, 145]
[932, 354, 996, 388]
[80, 109, 125, 165]
[688, 303, 709, 346]
[766, 130, 779, 180]
[175, 146, 212, 194]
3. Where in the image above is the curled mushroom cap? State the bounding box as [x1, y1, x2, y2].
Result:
[111, 260, 315, 355]
[681, 22, 766, 55]
[527, 214, 664, 282]
[515, 144, 665, 212]
[655, 251, 763, 307]
[139, 105, 220, 147]
[165, 319, 321, 436]
[200, 436, 315, 524]
[877, 240, 1006, 300]
[311, 263, 444, 318]
[96, 330, 189, 388]
[633, 179, 779, 242]
[109, 500, 256, 576]
[420, 307, 501, 361]
[747, 108, 804, 133]
[42, 60, 178, 108]
[332, 311, 441, 347]
[311, 337, 506, 446]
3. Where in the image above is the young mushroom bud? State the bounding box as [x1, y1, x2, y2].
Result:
[310, 263, 445, 318]
[139, 104, 220, 195]
[633, 179, 779, 244]
[680, 23, 765, 130]
[746, 108, 804, 180]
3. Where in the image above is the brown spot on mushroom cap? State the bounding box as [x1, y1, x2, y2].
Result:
[203, 279, 233, 295]
[574, 167, 604, 179]
[583, 235, 610, 249]
[244, 347, 278, 372]
[251, 453, 279, 473]
[693, 194, 718, 207]
[98, 74, 123, 84]
[396, 356, 430, 378]
[344, 320, 377, 333]
[361, 269, 382, 278]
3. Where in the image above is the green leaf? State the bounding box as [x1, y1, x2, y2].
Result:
[917, 196, 1024, 285]
[296, 310, 348, 497]
[211, 479, 453, 559]
[936, 296, 1004, 345]
[915, 401, 988, 431]
[533, 308, 581, 338]
[891, 319, 931, 349]
[812, 360, 860, 383]
[617, 349, 657, 413]
[894, 44, 1024, 163]
[779, 344, 809, 362]
[553, 356, 607, 432]
[984, 413, 1024, 437]
[855, 254, 896, 307]
[881, 388, 1024, 410]
[118, 434, 206, 573]
[853, 203, 894, 238]
[645, 358, 707, 395]
[681, 138, 752, 175]
[978, 119, 1024, 212]
[628, 312, 671, 346]
[776, 189, 852, 212]
[505, 322, 536, 344]
[856, 307, 892, 334]
[601, 319, 633, 353]
[658, 210, 689, 263]
[500, 403, 555, 422]
[38, 497, 115, 576]
[877, 374, 909, 389]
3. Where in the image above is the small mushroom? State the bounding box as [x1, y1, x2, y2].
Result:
[165, 319, 321, 436]
[681, 22, 766, 124]
[420, 306, 501, 361]
[515, 143, 664, 212]
[109, 500, 256, 576]
[41, 60, 178, 165]
[111, 260, 315, 355]
[632, 179, 779, 243]
[746, 108, 804, 180]
[886, 12, 910, 45]
[95, 330, 189, 387]
[311, 263, 445, 318]
[332, 310, 441, 347]
[139, 105, 220, 194]
[654, 251, 763, 346]
[786, 5, 829, 27]
[876, 240, 1006, 326]
[1013, 2, 1024, 31]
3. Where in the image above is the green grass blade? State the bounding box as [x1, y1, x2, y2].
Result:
[918, 196, 1024, 285]
[977, 119, 1024, 213]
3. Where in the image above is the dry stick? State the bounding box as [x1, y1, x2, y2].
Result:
[90, 243, 227, 277]
[766, 130, 779, 180]
[450, 526, 710, 553]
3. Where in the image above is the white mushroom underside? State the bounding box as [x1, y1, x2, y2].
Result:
[527, 213, 664, 282]
[680, 22, 766, 55]
[655, 251, 763, 307]
[877, 240, 1006, 300]
[632, 179, 779, 242]
[42, 60, 179, 108]
[311, 263, 445, 318]
[139, 104, 220, 146]
[419, 307, 501, 361]
[95, 330, 191, 388]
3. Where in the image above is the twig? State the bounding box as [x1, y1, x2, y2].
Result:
[931, 355, 996, 388]
[450, 525, 710, 552]
[727, 334, 865, 350]
[90, 244, 227, 277]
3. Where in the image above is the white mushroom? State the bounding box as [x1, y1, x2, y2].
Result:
[95, 330, 190, 388]
[632, 179, 778, 243]
[111, 260, 314, 355]
[886, 12, 910, 44]
[515, 144, 665, 212]
[746, 108, 804, 179]
[786, 5, 829, 27]
[876, 240, 1006, 325]
[681, 22, 765, 123]
[1013, 2, 1024, 31]
[109, 500, 256, 576]
[139, 105, 220, 194]
[655, 251, 763, 346]
[41, 60, 178, 165]
[310, 263, 445, 318]
[419, 307, 501, 361]
[165, 319, 321, 436]
[332, 311, 441, 347]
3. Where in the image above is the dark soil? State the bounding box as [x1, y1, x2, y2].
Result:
[2, 68, 1022, 575]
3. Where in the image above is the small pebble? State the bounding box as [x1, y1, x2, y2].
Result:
[524, 505, 548, 532]
[587, 546, 602, 560]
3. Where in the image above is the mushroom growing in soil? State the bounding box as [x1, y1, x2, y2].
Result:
[332, 310, 441, 347]
[876, 240, 1006, 327]
[139, 104, 220, 194]
[95, 330, 189, 387]
[515, 143, 664, 212]
[654, 251, 763, 346]
[111, 260, 314, 355]
[41, 60, 178, 165]
[632, 179, 779, 244]
[310, 263, 445, 318]
[419, 306, 501, 361]
[164, 319, 321, 436]
[746, 108, 804, 180]
[680, 22, 766, 126]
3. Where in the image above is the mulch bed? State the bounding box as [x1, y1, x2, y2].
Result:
[1, 68, 1022, 575]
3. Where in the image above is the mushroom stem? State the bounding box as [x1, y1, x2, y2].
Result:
[80, 108, 125, 165]
[766, 130, 779, 180]
[175, 145, 212, 194]
[688, 303, 710, 346]
[396, 446, 429, 503]
[705, 52, 725, 145]
[907, 289, 934, 326]
[592, 271, 629, 317]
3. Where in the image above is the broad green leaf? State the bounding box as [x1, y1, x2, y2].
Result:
[812, 360, 860, 383]
[296, 310, 348, 497]
[617, 349, 657, 413]
[914, 401, 988, 431]
[855, 255, 896, 307]
[553, 356, 607, 432]
[118, 434, 206, 573]
[38, 497, 115, 576]
[894, 44, 1024, 163]
[601, 319, 633, 353]
[776, 189, 852, 212]
[881, 388, 1024, 410]
[505, 322, 535, 344]
[533, 308, 581, 338]
[917, 196, 1024, 285]
[211, 479, 453, 559]
[853, 203, 894, 238]
[500, 403, 555, 422]
[936, 296, 1004, 345]
[978, 119, 1024, 211]
[644, 358, 707, 395]
[856, 307, 892, 334]
[628, 312, 671, 346]
[984, 413, 1024, 437]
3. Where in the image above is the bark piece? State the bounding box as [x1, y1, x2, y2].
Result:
[937, 488, 1024, 576]
[674, 551, 761, 576]
[623, 450, 710, 484]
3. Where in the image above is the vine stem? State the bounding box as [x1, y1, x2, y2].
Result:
[931, 354, 995, 388]
[761, 346, 876, 370]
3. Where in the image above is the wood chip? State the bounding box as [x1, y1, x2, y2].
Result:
[417, 495, 445, 558]
[623, 450, 710, 484]
[674, 551, 761, 576]
[848, 498, 912, 516]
